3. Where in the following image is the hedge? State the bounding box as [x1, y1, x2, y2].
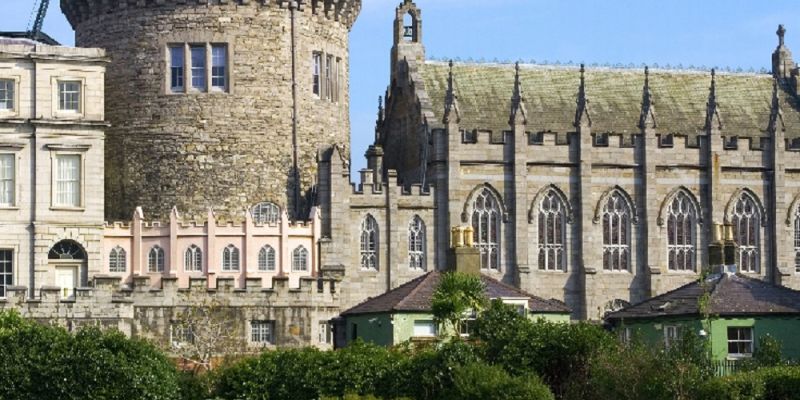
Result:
[695, 366, 800, 400]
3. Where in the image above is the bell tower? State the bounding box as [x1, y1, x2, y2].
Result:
[391, 0, 426, 81]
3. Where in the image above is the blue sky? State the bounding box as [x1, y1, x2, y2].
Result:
[5, 0, 800, 172]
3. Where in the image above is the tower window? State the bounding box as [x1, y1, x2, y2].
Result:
[190, 45, 206, 91]
[312, 52, 322, 97]
[211, 44, 227, 90]
[169, 46, 185, 92]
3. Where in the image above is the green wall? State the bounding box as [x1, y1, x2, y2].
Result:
[393, 313, 440, 343]
[531, 313, 571, 323]
[345, 314, 393, 347]
[617, 316, 800, 361]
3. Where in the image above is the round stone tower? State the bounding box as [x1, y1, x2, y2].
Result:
[61, 0, 361, 220]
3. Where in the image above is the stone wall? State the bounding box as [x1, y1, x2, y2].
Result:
[62, 0, 360, 221]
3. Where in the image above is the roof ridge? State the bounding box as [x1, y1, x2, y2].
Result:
[395, 271, 440, 310]
[340, 272, 432, 315]
[481, 274, 551, 302]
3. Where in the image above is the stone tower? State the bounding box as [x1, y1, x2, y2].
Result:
[61, 0, 361, 220]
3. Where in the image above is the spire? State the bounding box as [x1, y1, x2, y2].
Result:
[510, 62, 528, 125]
[375, 96, 385, 144]
[769, 78, 785, 133]
[773, 24, 795, 79]
[639, 66, 656, 130]
[574, 64, 591, 128]
[443, 60, 461, 124]
[705, 69, 723, 132]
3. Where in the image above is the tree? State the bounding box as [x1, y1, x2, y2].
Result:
[431, 272, 488, 338]
[169, 297, 245, 372]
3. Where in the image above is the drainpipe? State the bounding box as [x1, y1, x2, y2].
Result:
[290, 1, 301, 220]
[29, 53, 37, 299]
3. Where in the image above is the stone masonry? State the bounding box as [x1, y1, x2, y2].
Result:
[61, 0, 360, 221]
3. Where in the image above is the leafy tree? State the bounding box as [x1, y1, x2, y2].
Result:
[431, 272, 487, 337]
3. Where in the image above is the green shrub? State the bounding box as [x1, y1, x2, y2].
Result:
[446, 362, 554, 400]
[696, 366, 800, 400]
[0, 310, 180, 400]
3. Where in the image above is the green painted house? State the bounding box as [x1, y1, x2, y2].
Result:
[605, 272, 800, 362]
[336, 271, 571, 348]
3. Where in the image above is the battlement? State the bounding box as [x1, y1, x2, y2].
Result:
[61, 0, 362, 29]
[592, 132, 638, 148]
[656, 134, 703, 149]
[528, 131, 572, 146]
[352, 168, 433, 197]
[721, 136, 767, 151]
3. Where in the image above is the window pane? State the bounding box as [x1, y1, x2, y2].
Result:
[312, 53, 321, 96]
[0, 154, 14, 206]
[170, 46, 185, 91]
[0, 80, 14, 110]
[56, 155, 81, 207]
[190, 46, 206, 90]
[211, 45, 227, 89]
[58, 81, 81, 111]
[0, 250, 12, 298]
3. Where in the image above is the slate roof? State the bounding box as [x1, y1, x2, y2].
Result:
[418, 61, 800, 138]
[341, 271, 571, 316]
[605, 273, 800, 321]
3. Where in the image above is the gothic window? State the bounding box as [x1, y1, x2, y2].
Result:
[148, 246, 165, 273]
[185, 245, 202, 272]
[292, 246, 308, 272]
[222, 244, 240, 272]
[258, 245, 276, 272]
[360, 215, 379, 270]
[795, 206, 800, 273]
[602, 191, 631, 271]
[471, 189, 501, 271]
[537, 190, 566, 271]
[667, 191, 697, 272]
[252, 202, 280, 225]
[108, 246, 126, 273]
[732, 193, 761, 273]
[408, 216, 426, 270]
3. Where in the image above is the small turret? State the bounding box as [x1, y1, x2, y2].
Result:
[391, 0, 425, 80]
[772, 25, 796, 80]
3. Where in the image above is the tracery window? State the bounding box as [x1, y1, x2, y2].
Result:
[471, 189, 501, 271]
[795, 206, 800, 273]
[109, 246, 126, 273]
[408, 216, 426, 270]
[184, 245, 203, 272]
[360, 215, 379, 270]
[602, 191, 631, 271]
[292, 246, 308, 272]
[667, 191, 697, 272]
[732, 193, 760, 273]
[148, 246, 165, 273]
[258, 245, 276, 272]
[537, 190, 566, 271]
[252, 202, 280, 225]
[222, 244, 240, 272]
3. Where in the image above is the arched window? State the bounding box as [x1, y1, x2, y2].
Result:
[538, 190, 566, 271]
[109, 246, 126, 273]
[222, 244, 240, 271]
[252, 202, 281, 225]
[602, 191, 631, 271]
[408, 216, 426, 270]
[258, 245, 276, 272]
[360, 215, 379, 270]
[667, 191, 697, 271]
[795, 206, 800, 273]
[403, 12, 415, 41]
[48, 240, 86, 260]
[292, 246, 308, 272]
[148, 246, 165, 273]
[471, 189, 501, 271]
[185, 245, 203, 272]
[732, 193, 761, 273]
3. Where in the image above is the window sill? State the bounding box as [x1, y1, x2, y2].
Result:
[666, 270, 698, 275]
[0, 206, 19, 210]
[726, 355, 752, 361]
[50, 206, 86, 212]
[53, 112, 84, 120]
[535, 269, 568, 273]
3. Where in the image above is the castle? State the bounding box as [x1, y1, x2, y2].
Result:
[1, 0, 800, 348]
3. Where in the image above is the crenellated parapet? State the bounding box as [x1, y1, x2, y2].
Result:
[61, 0, 362, 30]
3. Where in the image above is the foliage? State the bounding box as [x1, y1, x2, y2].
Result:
[696, 366, 800, 400]
[0, 310, 180, 400]
[446, 362, 554, 400]
[752, 334, 783, 368]
[473, 300, 615, 398]
[169, 297, 245, 372]
[571, 330, 713, 400]
[431, 272, 487, 337]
